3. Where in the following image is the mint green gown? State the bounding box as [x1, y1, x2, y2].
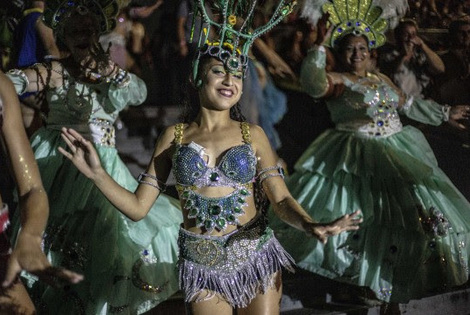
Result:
[7, 64, 183, 314]
[269, 47, 470, 303]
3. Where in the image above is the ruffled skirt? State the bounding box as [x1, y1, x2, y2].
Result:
[12, 127, 183, 314]
[270, 126, 470, 303]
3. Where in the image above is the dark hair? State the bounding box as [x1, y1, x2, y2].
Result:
[448, 19, 470, 46]
[54, 9, 100, 53]
[394, 19, 419, 42]
[180, 54, 246, 123]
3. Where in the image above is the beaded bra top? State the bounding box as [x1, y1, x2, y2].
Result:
[172, 122, 257, 232]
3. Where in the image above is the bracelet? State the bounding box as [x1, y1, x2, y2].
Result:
[137, 173, 166, 192]
[110, 68, 131, 88]
[257, 164, 285, 184]
[7, 69, 30, 94]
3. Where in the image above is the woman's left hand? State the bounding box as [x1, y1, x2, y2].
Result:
[448, 105, 470, 130]
[305, 209, 363, 244]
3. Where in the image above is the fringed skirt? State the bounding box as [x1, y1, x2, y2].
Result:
[178, 215, 295, 308]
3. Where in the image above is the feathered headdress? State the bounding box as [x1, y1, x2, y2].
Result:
[299, 0, 408, 48]
[192, 0, 297, 80]
[43, 0, 128, 36]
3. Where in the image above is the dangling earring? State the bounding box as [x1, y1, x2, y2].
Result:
[196, 79, 203, 88]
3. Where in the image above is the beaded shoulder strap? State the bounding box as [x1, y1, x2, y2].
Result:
[241, 122, 251, 144]
[174, 123, 185, 145]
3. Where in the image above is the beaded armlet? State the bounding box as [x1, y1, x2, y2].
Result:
[137, 173, 166, 192]
[257, 164, 285, 184]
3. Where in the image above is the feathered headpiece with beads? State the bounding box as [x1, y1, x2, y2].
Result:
[192, 0, 297, 80]
[299, 0, 408, 49]
[43, 0, 129, 36]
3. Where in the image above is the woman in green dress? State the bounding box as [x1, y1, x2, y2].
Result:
[6, 1, 182, 313]
[270, 5, 470, 306]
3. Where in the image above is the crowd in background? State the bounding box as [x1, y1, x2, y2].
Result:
[0, 0, 469, 184]
[0, 0, 467, 174]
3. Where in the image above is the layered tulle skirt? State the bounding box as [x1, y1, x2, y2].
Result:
[13, 127, 183, 314]
[270, 126, 470, 303]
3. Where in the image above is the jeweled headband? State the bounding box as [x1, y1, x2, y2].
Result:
[300, 0, 408, 49]
[192, 0, 297, 81]
[43, 0, 124, 36]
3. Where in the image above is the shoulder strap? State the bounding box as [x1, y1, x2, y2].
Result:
[174, 123, 184, 145]
[241, 122, 251, 144]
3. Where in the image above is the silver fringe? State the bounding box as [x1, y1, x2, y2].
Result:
[178, 227, 295, 308]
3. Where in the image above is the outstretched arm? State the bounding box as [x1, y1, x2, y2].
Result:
[59, 126, 174, 221]
[0, 71, 82, 288]
[251, 125, 362, 244]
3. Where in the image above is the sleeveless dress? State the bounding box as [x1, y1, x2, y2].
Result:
[7, 64, 183, 314]
[269, 47, 470, 303]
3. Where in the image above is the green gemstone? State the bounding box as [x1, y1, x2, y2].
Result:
[234, 207, 242, 213]
[189, 208, 198, 216]
[227, 214, 236, 222]
[185, 199, 194, 207]
[210, 172, 220, 182]
[281, 6, 290, 15]
[210, 205, 222, 215]
[182, 191, 190, 198]
[216, 218, 226, 229]
[205, 220, 214, 230]
[238, 197, 245, 203]
[229, 58, 239, 69]
[240, 188, 248, 196]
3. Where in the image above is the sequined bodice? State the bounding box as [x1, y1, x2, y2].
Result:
[328, 74, 403, 138]
[173, 143, 256, 187]
[172, 122, 257, 232]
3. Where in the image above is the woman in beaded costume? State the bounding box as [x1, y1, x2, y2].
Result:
[6, 0, 183, 313]
[0, 69, 82, 314]
[58, 0, 363, 313]
[269, 0, 470, 307]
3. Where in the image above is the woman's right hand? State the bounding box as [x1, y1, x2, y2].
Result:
[314, 13, 333, 47]
[58, 127, 103, 180]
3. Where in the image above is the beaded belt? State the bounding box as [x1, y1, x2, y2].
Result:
[178, 214, 295, 307]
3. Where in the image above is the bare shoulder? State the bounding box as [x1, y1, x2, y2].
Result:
[246, 123, 266, 139]
[246, 123, 271, 149]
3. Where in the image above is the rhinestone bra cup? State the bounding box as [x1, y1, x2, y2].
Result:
[173, 129, 257, 233]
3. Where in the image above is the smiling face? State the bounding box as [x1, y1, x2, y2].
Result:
[198, 58, 243, 112]
[338, 35, 370, 74]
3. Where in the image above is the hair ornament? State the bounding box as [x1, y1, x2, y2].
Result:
[192, 0, 297, 80]
[299, 0, 407, 49]
[43, 0, 127, 35]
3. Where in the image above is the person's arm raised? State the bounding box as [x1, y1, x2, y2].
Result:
[59, 126, 175, 221]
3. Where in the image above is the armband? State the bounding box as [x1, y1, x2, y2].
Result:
[137, 173, 166, 192]
[257, 164, 285, 184]
[110, 68, 131, 88]
[7, 69, 30, 95]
